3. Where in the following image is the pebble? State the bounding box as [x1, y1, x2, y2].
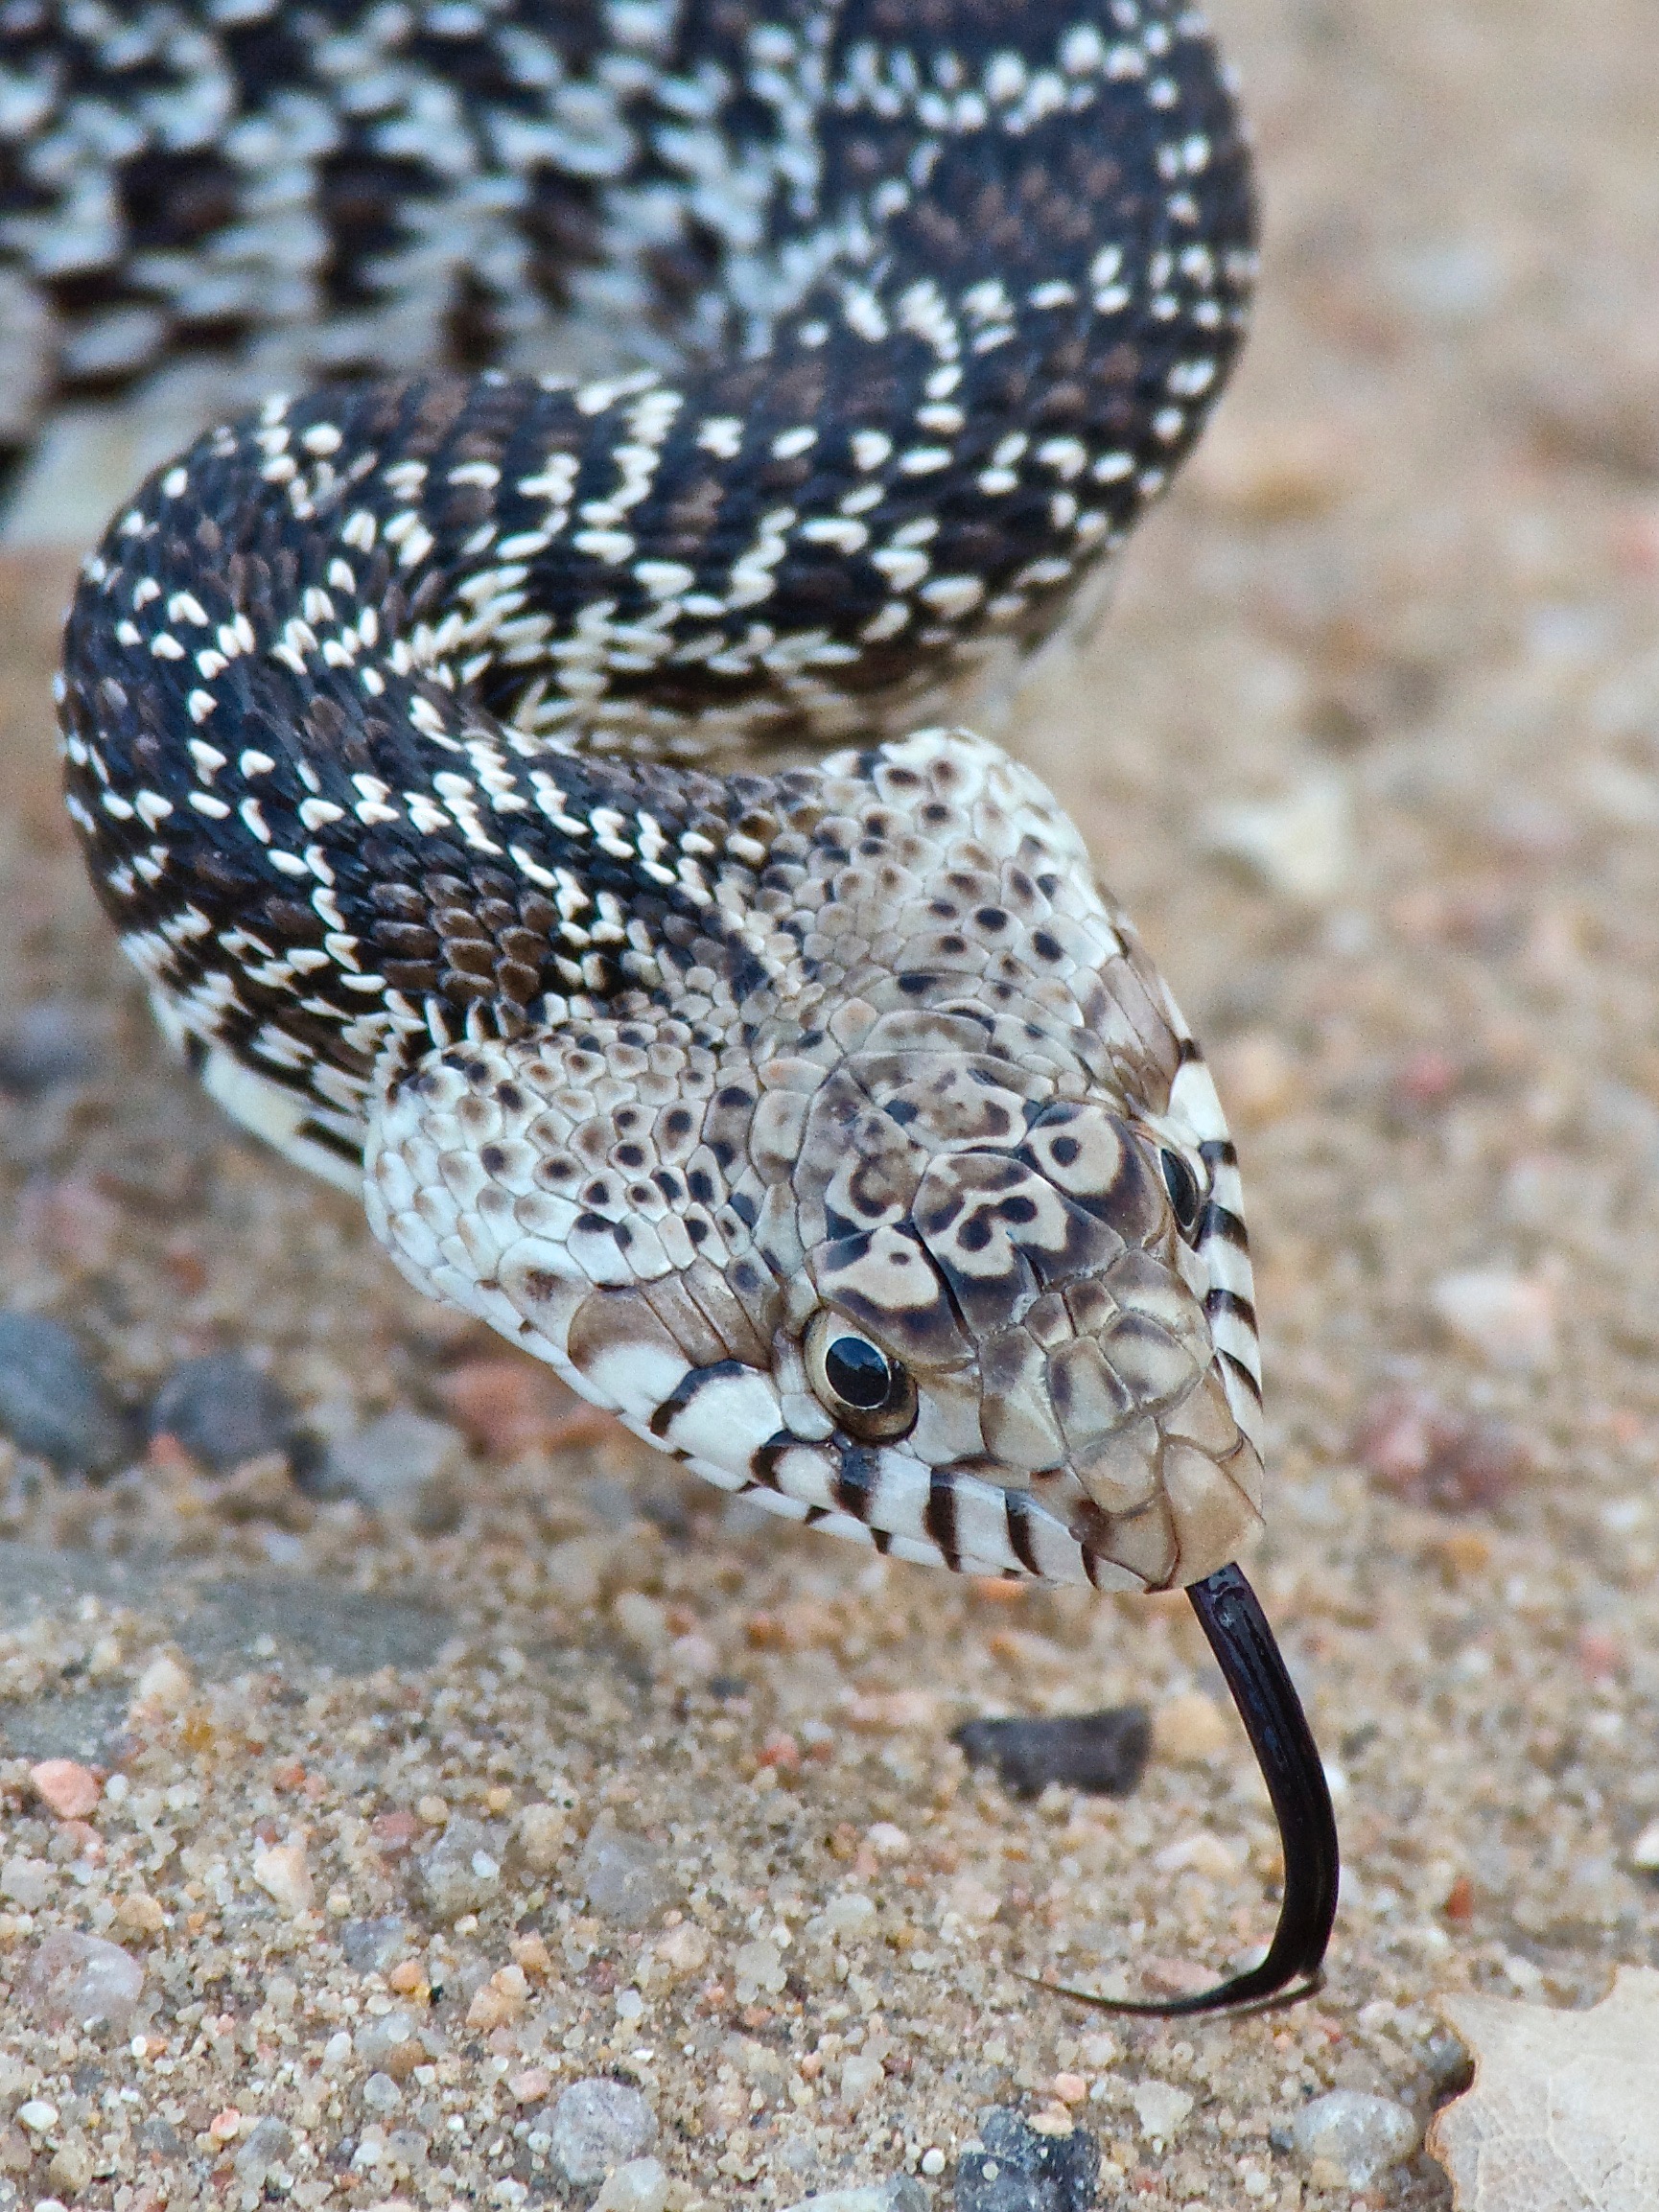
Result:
[839, 2050, 885, 2111]
[1353, 1389, 1530, 1511]
[1201, 772, 1354, 903]
[547, 2077, 657, 2185]
[29, 1758, 101, 1820]
[362, 2072, 403, 2113]
[354, 2008, 423, 2067]
[231, 2117, 292, 2189]
[129, 1650, 194, 1717]
[1151, 1692, 1231, 1762]
[413, 1817, 503, 1923]
[954, 2107, 1099, 2212]
[1130, 2081, 1195, 2139]
[150, 1352, 299, 1474]
[321, 1410, 468, 1528]
[251, 1839, 314, 1916]
[339, 1915, 409, 1972]
[593, 2156, 670, 2212]
[0, 1311, 127, 1471]
[1430, 1269, 1557, 1370]
[433, 1356, 572, 1456]
[515, 1802, 569, 1874]
[23, 1929, 144, 2032]
[1286, 2089, 1419, 2187]
[782, 2185, 927, 2212]
[1, 1856, 53, 1908]
[1628, 1819, 1659, 1874]
[575, 1820, 668, 1926]
[0, 1000, 104, 1094]
[952, 1707, 1150, 1801]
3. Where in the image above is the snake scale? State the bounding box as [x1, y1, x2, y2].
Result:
[9, 0, 1337, 2010]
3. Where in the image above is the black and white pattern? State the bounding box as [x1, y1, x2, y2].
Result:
[47, 0, 1267, 1591]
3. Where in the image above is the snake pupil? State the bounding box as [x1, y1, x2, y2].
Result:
[1161, 1148, 1202, 1233]
[824, 1337, 894, 1411]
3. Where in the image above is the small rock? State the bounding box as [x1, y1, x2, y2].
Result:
[413, 1817, 502, 1923]
[49, 2137, 95, 2195]
[839, 2051, 885, 2111]
[575, 1820, 668, 1927]
[16, 2100, 58, 2135]
[231, 2117, 292, 2188]
[515, 1802, 569, 1874]
[1202, 772, 1354, 903]
[321, 1410, 468, 1529]
[29, 1758, 100, 1820]
[354, 2009, 423, 2067]
[1151, 1691, 1230, 1762]
[433, 1357, 573, 1456]
[547, 2078, 657, 2185]
[1628, 1819, 1659, 1874]
[150, 1353, 299, 1474]
[594, 2156, 670, 2212]
[129, 1650, 194, 1718]
[252, 1839, 315, 1916]
[1153, 1831, 1243, 1878]
[0, 1312, 127, 1471]
[953, 1707, 1150, 1801]
[362, 2072, 403, 2113]
[339, 1915, 409, 1973]
[1129, 2081, 1194, 2140]
[783, 2185, 927, 2212]
[1287, 2089, 1419, 2187]
[1, 1857, 53, 1908]
[0, 1000, 104, 1094]
[23, 1929, 144, 2031]
[954, 2107, 1099, 2212]
[1431, 1269, 1556, 1370]
[1353, 1389, 1530, 1512]
[734, 1938, 786, 2001]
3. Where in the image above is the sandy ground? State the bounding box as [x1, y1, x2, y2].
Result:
[1, 2, 1657, 2206]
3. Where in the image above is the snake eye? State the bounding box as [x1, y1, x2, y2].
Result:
[1160, 1147, 1203, 1236]
[806, 1313, 918, 1441]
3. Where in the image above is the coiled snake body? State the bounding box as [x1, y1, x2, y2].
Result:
[15, 0, 1337, 2010]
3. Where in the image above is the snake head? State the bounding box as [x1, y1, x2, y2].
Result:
[365, 731, 1262, 1593]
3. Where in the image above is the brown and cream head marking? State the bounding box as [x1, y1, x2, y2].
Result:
[366, 729, 1262, 1594]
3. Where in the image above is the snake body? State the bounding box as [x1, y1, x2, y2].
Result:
[23, 0, 1336, 2007]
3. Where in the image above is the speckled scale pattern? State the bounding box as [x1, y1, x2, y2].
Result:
[52, 0, 1266, 1590]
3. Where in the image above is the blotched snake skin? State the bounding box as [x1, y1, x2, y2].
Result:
[10, 0, 1337, 2011]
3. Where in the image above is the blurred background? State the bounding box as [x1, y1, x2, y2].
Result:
[0, 4, 1654, 2208]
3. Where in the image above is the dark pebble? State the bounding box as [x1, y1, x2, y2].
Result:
[150, 1353, 300, 1475]
[955, 2107, 1100, 2212]
[0, 1312, 128, 1472]
[953, 1707, 1150, 1802]
[0, 1001, 104, 1095]
[339, 1916, 409, 1973]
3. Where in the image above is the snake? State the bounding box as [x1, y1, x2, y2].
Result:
[11, 0, 1337, 2012]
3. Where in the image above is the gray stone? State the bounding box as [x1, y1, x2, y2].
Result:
[322, 1410, 467, 1528]
[594, 2157, 669, 2212]
[0, 1001, 104, 1094]
[575, 1819, 669, 1926]
[953, 1707, 1150, 1801]
[339, 1915, 409, 1974]
[782, 2184, 928, 2212]
[362, 2073, 403, 2114]
[412, 1818, 503, 1923]
[231, 2117, 292, 2187]
[1286, 2090, 1419, 2187]
[23, 1929, 144, 2032]
[547, 2077, 657, 2185]
[151, 1353, 298, 1474]
[955, 2107, 1099, 2212]
[0, 1314, 126, 1472]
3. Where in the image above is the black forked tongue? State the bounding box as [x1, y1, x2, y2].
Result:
[1040, 1562, 1339, 2017]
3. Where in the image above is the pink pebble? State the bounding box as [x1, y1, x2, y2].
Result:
[30, 1758, 100, 1821]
